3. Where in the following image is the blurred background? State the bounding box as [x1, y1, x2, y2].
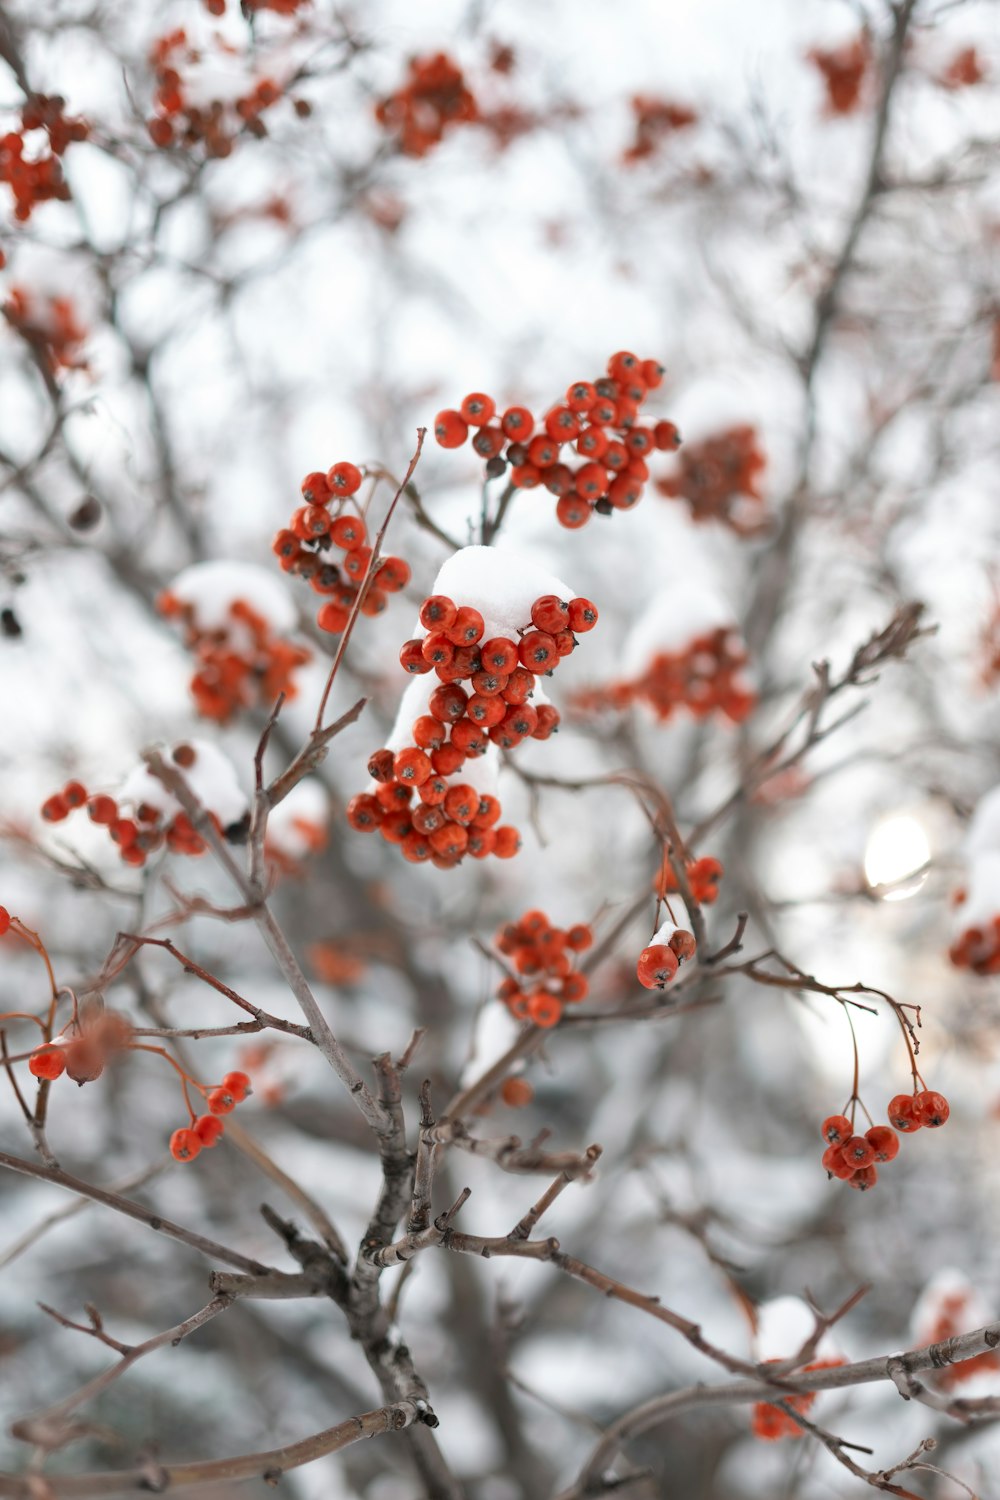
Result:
[1, 0, 999, 1495]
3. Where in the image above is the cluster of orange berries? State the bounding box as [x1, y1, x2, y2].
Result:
[157, 592, 310, 722]
[272, 462, 411, 635]
[921, 1288, 998, 1388]
[0, 94, 88, 221]
[3, 289, 88, 376]
[948, 903, 1000, 975]
[375, 53, 478, 158]
[656, 424, 767, 533]
[169, 1071, 251, 1163]
[807, 36, 869, 116]
[939, 47, 987, 90]
[493, 911, 593, 1029]
[348, 590, 597, 868]
[39, 751, 227, 867]
[574, 628, 754, 726]
[751, 1358, 845, 1441]
[622, 95, 698, 165]
[147, 31, 284, 154]
[433, 353, 681, 529]
[820, 1091, 949, 1192]
[653, 853, 724, 904]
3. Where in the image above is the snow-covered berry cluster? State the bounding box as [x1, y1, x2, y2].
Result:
[272, 461, 411, 636]
[3, 287, 88, 375]
[656, 423, 767, 533]
[159, 562, 311, 722]
[0, 93, 88, 222]
[39, 741, 248, 868]
[621, 95, 697, 165]
[375, 53, 478, 157]
[949, 785, 1000, 974]
[493, 911, 593, 1028]
[349, 547, 596, 869]
[751, 1357, 845, 1441]
[146, 30, 286, 154]
[433, 352, 681, 528]
[820, 1091, 949, 1192]
[636, 918, 696, 990]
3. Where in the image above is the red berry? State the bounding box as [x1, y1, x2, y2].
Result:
[420, 595, 458, 630]
[87, 794, 118, 825]
[376, 556, 411, 592]
[654, 420, 682, 450]
[400, 639, 433, 674]
[393, 747, 433, 786]
[840, 1136, 875, 1169]
[565, 381, 596, 412]
[848, 1164, 878, 1191]
[565, 601, 597, 637]
[41, 793, 70, 822]
[62, 780, 87, 808]
[447, 606, 485, 646]
[865, 1125, 900, 1162]
[914, 1090, 950, 1128]
[207, 1087, 237, 1116]
[460, 392, 496, 425]
[29, 1046, 66, 1081]
[327, 460, 362, 495]
[821, 1113, 853, 1145]
[636, 944, 679, 989]
[887, 1094, 922, 1132]
[347, 794, 383, 832]
[575, 462, 608, 499]
[330, 514, 367, 549]
[527, 991, 563, 1028]
[367, 748, 396, 782]
[0, 907, 9, 937]
[170, 1127, 202, 1162]
[480, 637, 519, 674]
[531, 595, 569, 634]
[434, 409, 469, 448]
[317, 602, 350, 634]
[493, 826, 522, 858]
[555, 493, 592, 528]
[501, 406, 533, 439]
[194, 1115, 225, 1147]
[518, 632, 558, 673]
[428, 683, 468, 722]
[300, 470, 331, 503]
[822, 1143, 857, 1180]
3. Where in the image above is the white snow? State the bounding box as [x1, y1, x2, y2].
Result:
[119, 738, 248, 826]
[168, 560, 298, 635]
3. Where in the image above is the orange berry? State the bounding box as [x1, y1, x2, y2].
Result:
[170, 1127, 202, 1162]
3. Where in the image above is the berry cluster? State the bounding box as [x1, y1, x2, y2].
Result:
[433, 353, 681, 529]
[39, 744, 243, 867]
[939, 47, 987, 90]
[272, 462, 411, 635]
[807, 36, 870, 116]
[0, 94, 88, 221]
[3, 288, 88, 377]
[622, 95, 698, 165]
[169, 1071, 251, 1163]
[573, 627, 754, 726]
[820, 1091, 949, 1192]
[653, 853, 723, 904]
[157, 590, 310, 722]
[656, 424, 767, 533]
[375, 53, 478, 158]
[348, 590, 597, 868]
[949, 898, 1000, 975]
[917, 1285, 999, 1388]
[636, 920, 696, 990]
[146, 31, 284, 155]
[751, 1358, 845, 1441]
[493, 911, 593, 1028]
